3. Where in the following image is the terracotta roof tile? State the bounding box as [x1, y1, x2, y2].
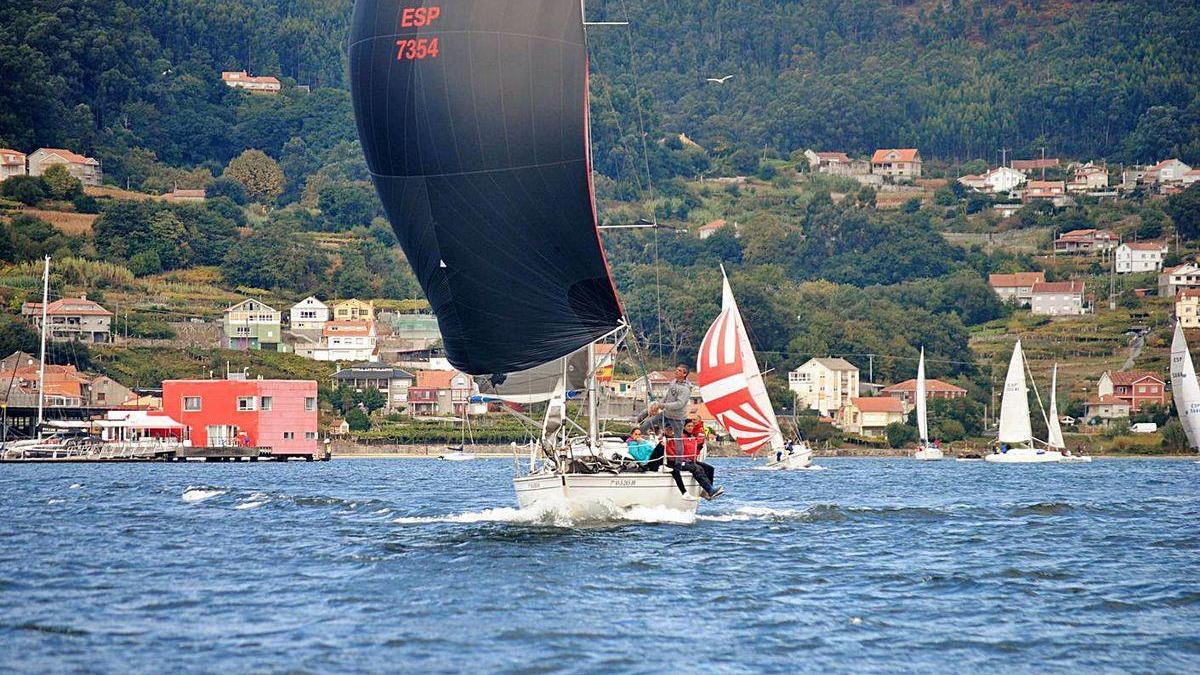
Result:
[849, 396, 905, 413]
[871, 148, 920, 163]
[881, 378, 967, 394]
[989, 272, 1045, 288]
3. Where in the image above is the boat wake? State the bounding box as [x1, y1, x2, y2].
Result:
[181, 487, 226, 503]
[394, 499, 698, 528]
[753, 463, 827, 472]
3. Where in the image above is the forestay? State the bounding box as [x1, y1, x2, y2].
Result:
[349, 0, 623, 376]
[696, 273, 785, 455]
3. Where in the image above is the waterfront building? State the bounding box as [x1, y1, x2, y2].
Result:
[789, 358, 860, 415]
[162, 376, 318, 455]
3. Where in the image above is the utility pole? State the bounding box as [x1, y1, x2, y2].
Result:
[1041, 146, 1047, 180]
[1109, 253, 1117, 311]
[867, 353, 874, 385]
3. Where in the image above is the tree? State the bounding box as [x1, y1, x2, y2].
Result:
[345, 407, 371, 432]
[223, 150, 285, 205]
[0, 214, 76, 263]
[41, 164, 83, 200]
[318, 181, 378, 231]
[206, 177, 248, 205]
[1161, 419, 1189, 451]
[357, 388, 387, 414]
[333, 249, 372, 298]
[0, 175, 47, 206]
[885, 422, 918, 448]
[0, 315, 38, 356]
[1166, 184, 1200, 241]
[128, 249, 163, 276]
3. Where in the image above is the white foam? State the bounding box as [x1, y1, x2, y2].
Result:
[181, 487, 225, 503]
[393, 499, 697, 527]
[235, 500, 267, 510]
[698, 505, 807, 522]
[69, 483, 82, 489]
[47, 498, 65, 505]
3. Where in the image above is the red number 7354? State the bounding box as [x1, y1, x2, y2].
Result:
[396, 37, 440, 60]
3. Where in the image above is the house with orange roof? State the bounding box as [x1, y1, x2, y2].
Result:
[317, 320, 378, 362]
[870, 148, 922, 179]
[221, 71, 282, 94]
[28, 148, 102, 185]
[1174, 288, 1200, 328]
[803, 150, 856, 176]
[1182, 169, 1200, 187]
[1145, 159, 1191, 185]
[1023, 180, 1067, 203]
[162, 188, 206, 202]
[988, 272, 1045, 307]
[882, 378, 967, 409]
[1159, 263, 1200, 297]
[407, 369, 479, 416]
[1115, 241, 1168, 274]
[0, 148, 26, 182]
[1083, 394, 1131, 423]
[21, 296, 112, 343]
[836, 396, 906, 437]
[1097, 370, 1164, 412]
[696, 219, 736, 240]
[1067, 162, 1110, 193]
[1030, 280, 1086, 316]
[1011, 158, 1059, 172]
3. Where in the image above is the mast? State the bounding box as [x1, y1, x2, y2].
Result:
[587, 342, 599, 449]
[36, 255, 49, 429]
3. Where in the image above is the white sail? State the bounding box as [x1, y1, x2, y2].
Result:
[1170, 323, 1200, 450]
[916, 347, 928, 442]
[997, 340, 1033, 446]
[1047, 364, 1065, 449]
[696, 271, 785, 456]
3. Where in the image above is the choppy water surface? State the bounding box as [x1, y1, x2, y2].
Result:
[1, 458, 1198, 673]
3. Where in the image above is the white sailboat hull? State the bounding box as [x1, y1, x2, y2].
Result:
[984, 448, 1064, 463]
[438, 451, 476, 461]
[763, 453, 813, 470]
[913, 445, 944, 461]
[514, 470, 700, 513]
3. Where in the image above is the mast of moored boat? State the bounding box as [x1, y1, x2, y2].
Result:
[36, 255, 50, 431]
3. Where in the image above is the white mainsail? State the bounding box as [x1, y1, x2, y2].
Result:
[696, 271, 786, 456]
[916, 347, 929, 442]
[1047, 364, 1066, 450]
[1169, 323, 1200, 450]
[997, 340, 1033, 446]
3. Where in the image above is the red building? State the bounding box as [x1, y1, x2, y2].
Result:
[1097, 370, 1165, 412]
[163, 377, 319, 456]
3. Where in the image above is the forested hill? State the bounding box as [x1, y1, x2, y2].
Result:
[3, 0, 1199, 185]
[585, 0, 1200, 166]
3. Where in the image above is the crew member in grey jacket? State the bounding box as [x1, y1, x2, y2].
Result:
[640, 364, 692, 447]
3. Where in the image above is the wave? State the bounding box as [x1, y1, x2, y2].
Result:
[394, 499, 698, 528]
[68, 483, 82, 489]
[1009, 501, 1077, 516]
[181, 487, 226, 503]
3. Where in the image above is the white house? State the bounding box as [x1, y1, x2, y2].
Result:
[289, 296, 330, 331]
[959, 166, 1025, 194]
[1159, 263, 1200, 297]
[836, 396, 906, 437]
[1068, 163, 1109, 192]
[1030, 280, 1086, 316]
[1147, 159, 1192, 185]
[221, 71, 282, 94]
[789, 358, 860, 415]
[315, 320, 378, 362]
[1115, 242, 1168, 274]
[988, 272, 1046, 307]
[1175, 289, 1200, 329]
[28, 148, 102, 186]
[0, 149, 26, 182]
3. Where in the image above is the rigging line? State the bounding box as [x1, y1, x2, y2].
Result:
[618, 0, 657, 208]
[1023, 351, 1053, 439]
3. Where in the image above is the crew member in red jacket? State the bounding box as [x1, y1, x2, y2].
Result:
[667, 418, 722, 500]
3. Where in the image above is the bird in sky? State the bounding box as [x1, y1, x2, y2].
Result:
[705, 75, 735, 84]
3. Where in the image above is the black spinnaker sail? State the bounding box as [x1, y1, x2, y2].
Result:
[349, 1, 623, 376]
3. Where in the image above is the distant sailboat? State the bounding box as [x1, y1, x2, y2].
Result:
[1169, 322, 1200, 452]
[912, 347, 943, 461]
[696, 270, 814, 470]
[985, 340, 1064, 463]
[1049, 364, 1091, 463]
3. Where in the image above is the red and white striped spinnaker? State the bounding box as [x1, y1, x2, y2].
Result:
[696, 272, 785, 455]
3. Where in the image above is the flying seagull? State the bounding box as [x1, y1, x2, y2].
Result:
[706, 75, 734, 84]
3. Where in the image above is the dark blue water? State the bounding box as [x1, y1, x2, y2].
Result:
[2, 458, 1198, 673]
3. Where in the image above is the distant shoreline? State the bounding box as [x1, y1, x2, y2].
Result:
[332, 448, 1198, 460]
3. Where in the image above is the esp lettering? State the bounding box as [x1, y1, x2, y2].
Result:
[400, 6, 441, 27]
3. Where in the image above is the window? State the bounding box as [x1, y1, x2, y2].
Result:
[305, 432, 317, 440]
[184, 396, 201, 411]
[237, 396, 256, 411]
[305, 397, 317, 411]
[260, 396, 273, 411]
[283, 431, 294, 439]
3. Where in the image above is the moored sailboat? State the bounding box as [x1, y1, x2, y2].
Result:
[1048, 364, 1091, 463]
[696, 270, 814, 470]
[912, 347, 943, 461]
[349, 0, 702, 512]
[984, 340, 1064, 463]
[1169, 322, 1200, 455]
